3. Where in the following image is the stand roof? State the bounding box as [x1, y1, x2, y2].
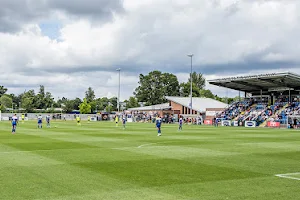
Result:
[208, 72, 300, 93]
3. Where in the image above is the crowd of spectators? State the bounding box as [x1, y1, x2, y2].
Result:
[217, 96, 300, 127]
[126, 111, 203, 125]
[123, 96, 300, 127]
[273, 102, 300, 126]
[245, 97, 300, 126]
[217, 99, 252, 120]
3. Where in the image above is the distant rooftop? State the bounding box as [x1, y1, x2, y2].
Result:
[165, 96, 228, 112]
[127, 103, 171, 111]
[127, 97, 228, 113]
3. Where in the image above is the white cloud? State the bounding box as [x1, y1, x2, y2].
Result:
[1, 0, 300, 100]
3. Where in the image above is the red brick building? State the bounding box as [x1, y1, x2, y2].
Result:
[128, 97, 227, 118]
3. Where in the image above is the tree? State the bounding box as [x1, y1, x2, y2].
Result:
[179, 71, 216, 99]
[52, 102, 60, 108]
[179, 82, 201, 97]
[8, 93, 23, 109]
[125, 96, 140, 109]
[0, 105, 5, 112]
[35, 85, 46, 109]
[188, 72, 206, 89]
[39, 85, 45, 98]
[222, 97, 234, 104]
[0, 86, 7, 97]
[214, 95, 223, 102]
[99, 97, 109, 109]
[21, 90, 35, 112]
[200, 89, 215, 99]
[162, 73, 180, 97]
[57, 97, 68, 108]
[90, 97, 110, 112]
[21, 97, 34, 112]
[228, 98, 234, 104]
[0, 94, 12, 109]
[33, 85, 54, 109]
[63, 99, 74, 113]
[79, 98, 91, 114]
[233, 96, 244, 102]
[90, 98, 103, 113]
[179, 83, 216, 99]
[73, 98, 82, 110]
[59, 97, 68, 104]
[85, 87, 95, 103]
[109, 97, 118, 111]
[134, 71, 180, 105]
[105, 105, 113, 113]
[90, 101, 97, 113]
[44, 92, 54, 109]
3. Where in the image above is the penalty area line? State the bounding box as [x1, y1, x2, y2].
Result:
[0, 149, 57, 154]
[111, 143, 157, 150]
[137, 141, 178, 148]
[137, 143, 157, 148]
[112, 141, 177, 150]
[275, 172, 300, 181]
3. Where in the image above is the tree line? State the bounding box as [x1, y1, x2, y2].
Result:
[0, 71, 239, 114]
[0, 85, 118, 114]
[133, 70, 239, 106]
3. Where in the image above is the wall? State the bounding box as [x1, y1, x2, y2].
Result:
[0, 113, 108, 121]
[169, 101, 198, 115]
[206, 108, 225, 112]
[130, 110, 176, 117]
[205, 108, 225, 120]
[169, 101, 182, 114]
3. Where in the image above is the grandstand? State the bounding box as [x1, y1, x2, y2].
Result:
[208, 72, 300, 128]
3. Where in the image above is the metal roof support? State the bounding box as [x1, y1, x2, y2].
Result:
[234, 81, 263, 90]
[259, 78, 294, 89]
[257, 78, 283, 87]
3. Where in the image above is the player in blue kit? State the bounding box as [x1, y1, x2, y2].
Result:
[122, 116, 126, 129]
[37, 115, 43, 128]
[156, 116, 162, 136]
[11, 114, 18, 134]
[178, 117, 183, 131]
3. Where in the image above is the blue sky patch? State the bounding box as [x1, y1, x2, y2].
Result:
[39, 20, 62, 40]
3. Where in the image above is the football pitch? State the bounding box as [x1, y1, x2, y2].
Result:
[0, 121, 299, 200]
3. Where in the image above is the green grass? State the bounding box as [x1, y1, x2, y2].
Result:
[0, 120, 300, 200]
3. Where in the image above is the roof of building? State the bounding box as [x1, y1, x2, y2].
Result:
[165, 96, 228, 112]
[127, 103, 172, 111]
[207, 72, 300, 93]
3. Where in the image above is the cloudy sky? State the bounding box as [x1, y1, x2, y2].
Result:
[1, 0, 300, 100]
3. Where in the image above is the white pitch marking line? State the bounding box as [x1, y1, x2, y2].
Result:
[0, 149, 57, 154]
[275, 172, 300, 181]
[137, 143, 157, 148]
[0, 148, 93, 154]
[112, 141, 176, 150]
[0, 141, 178, 153]
[137, 141, 178, 148]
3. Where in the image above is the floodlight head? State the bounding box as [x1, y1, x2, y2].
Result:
[187, 54, 194, 57]
[116, 68, 121, 71]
